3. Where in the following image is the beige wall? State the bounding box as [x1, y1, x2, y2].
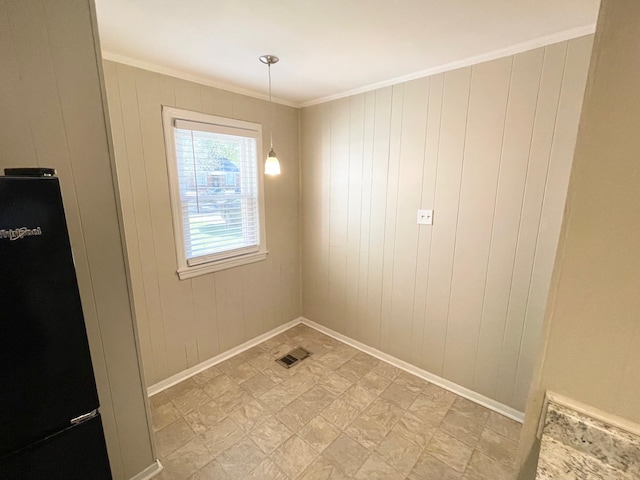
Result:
[103, 62, 301, 387]
[0, 1, 154, 479]
[300, 36, 593, 413]
[518, 0, 640, 476]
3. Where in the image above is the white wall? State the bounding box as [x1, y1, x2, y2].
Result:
[300, 36, 593, 413]
[0, 1, 155, 479]
[518, 0, 640, 476]
[103, 62, 301, 387]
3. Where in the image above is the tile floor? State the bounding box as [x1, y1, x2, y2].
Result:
[150, 324, 521, 479]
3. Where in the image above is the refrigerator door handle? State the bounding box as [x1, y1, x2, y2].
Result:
[70, 410, 98, 426]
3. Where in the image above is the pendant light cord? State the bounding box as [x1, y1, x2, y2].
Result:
[268, 62, 273, 150]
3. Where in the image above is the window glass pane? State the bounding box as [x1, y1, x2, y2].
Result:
[174, 127, 259, 261]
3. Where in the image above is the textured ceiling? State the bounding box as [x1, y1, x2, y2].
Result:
[95, 0, 600, 107]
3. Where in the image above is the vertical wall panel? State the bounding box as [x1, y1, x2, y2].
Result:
[443, 56, 512, 386]
[421, 67, 471, 376]
[472, 48, 544, 399]
[301, 37, 593, 412]
[389, 78, 429, 361]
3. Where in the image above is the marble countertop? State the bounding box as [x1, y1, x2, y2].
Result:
[536, 398, 640, 479]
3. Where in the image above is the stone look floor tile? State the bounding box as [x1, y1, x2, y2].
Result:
[476, 428, 518, 467]
[276, 398, 317, 431]
[259, 384, 296, 412]
[425, 429, 474, 473]
[198, 417, 243, 457]
[182, 400, 227, 434]
[298, 455, 350, 480]
[227, 363, 258, 383]
[202, 375, 238, 400]
[341, 383, 378, 411]
[346, 413, 389, 450]
[299, 385, 337, 411]
[486, 412, 522, 442]
[321, 397, 361, 430]
[151, 401, 182, 432]
[375, 430, 421, 476]
[408, 395, 450, 427]
[450, 397, 491, 423]
[364, 398, 404, 430]
[188, 459, 230, 480]
[323, 433, 369, 476]
[463, 450, 516, 480]
[380, 382, 417, 409]
[248, 416, 293, 454]
[318, 372, 354, 396]
[299, 415, 341, 452]
[371, 361, 401, 380]
[353, 453, 403, 480]
[358, 371, 392, 396]
[155, 418, 196, 458]
[393, 371, 429, 394]
[421, 383, 457, 408]
[216, 436, 266, 477]
[191, 366, 221, 385]
[240, 372, 277, 397]
[228, 398, 268, 432]
[170, 386, 211, 415]
[391, 412, 437, 448]
[271, 435, 319, 478]
[162, 437, 213, 479]
[282, 371, 316, 397]
[408, 451, 463, 480]
[440, 410, 486, 447]
[243, 457, 289, 480]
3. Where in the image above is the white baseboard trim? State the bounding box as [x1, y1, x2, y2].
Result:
[147, 318, 302, 396]
[129, 460, 163, 480]
[301, 317, 525, 423]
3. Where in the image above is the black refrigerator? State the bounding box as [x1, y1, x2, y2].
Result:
[0, 169, 112, 479]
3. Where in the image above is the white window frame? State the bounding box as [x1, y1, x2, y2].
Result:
[162, 106, 268, 280]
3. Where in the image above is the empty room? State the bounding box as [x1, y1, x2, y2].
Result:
[3, 1, 640, 479]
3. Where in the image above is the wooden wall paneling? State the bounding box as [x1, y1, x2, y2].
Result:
[344, 94, 366, 340]
[444, 56, 512, 387]
[410, 74, 441, 367]
[364, 87, 393, 349]
[144, 75, 197, 373]
[378, 85, 404, 353]
[495, 42, 568, 406]
[513, 35, 593, 409]
[112, 64, 168, 384]
[301, 106, 322, 324]
[328, 98, 351, 334]
[421, 67, 472, 375]
[102, 63, 156, 384]
[472, 48, 544, 400]
[317, 103, 332, 328]
[356, 92, 377, 344]
[0, 6, 37, 166]
[388, 78, 429, 361]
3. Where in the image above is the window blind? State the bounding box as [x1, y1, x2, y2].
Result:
[173, 121, 260, 266]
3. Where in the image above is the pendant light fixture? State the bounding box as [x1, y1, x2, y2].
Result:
[260, 54, 281, 176]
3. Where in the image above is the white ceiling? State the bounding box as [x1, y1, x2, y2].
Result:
[95, 0, 600, 107]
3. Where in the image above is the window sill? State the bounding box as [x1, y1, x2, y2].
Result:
[177, 250, 268, 280]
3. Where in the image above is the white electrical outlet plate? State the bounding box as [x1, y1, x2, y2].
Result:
[417, 209, 433, 225]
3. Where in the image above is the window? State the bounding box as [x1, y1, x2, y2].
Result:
[162, 107, 267, 279]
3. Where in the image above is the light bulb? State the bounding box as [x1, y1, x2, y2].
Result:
[265, 148, 281, 175]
